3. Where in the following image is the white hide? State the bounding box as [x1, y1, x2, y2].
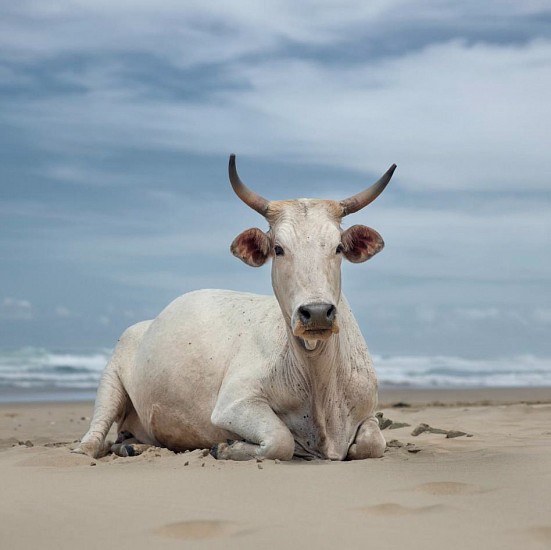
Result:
[76, 199, 386, 461]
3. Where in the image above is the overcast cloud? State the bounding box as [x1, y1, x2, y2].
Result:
[1, 1, 550, 359]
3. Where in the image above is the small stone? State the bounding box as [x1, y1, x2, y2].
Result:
[274, 459, 280, 464]
[257, 463, 263, 469]
[24, 440, 34, 447]
[256, 457, 263, 463]
[201, 448, 210, 457]
[411, 423, 430, 436]
[392, 402, 411, 408]
[406, 444, 421, 453]
[375, 413, 393, 430]
[80, 417, 86, 421]
[446, 431, 468, 439]
[184, 461, 189, 466]
[387, 439, 404, 448]
[90, 461, 96, 466]
[201, 462, 205, 467]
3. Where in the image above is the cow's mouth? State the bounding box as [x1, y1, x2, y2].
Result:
[303, 328, 334, 340]
[292, 322, 339, 341]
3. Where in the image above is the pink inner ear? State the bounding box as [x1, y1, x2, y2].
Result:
[232, 228, 270, 266]
[357, 233, 374, 251]
[342, 225, 383, 262]
[244, 234, 266, 265]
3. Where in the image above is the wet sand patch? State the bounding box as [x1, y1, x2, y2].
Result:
[154, 519, 241, 540]
[359, 502, 448, 515]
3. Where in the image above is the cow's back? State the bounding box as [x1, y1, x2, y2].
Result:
[120, 289, 284, 450]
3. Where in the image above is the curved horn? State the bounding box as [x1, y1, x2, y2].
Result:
[228, 154, 269, 215]
[340, 164, 397, 216]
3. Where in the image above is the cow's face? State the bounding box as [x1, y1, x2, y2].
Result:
[231, 200, 384, 347]
[228, 154, 394, 348]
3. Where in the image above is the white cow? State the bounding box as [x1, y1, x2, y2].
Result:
[75, 155, 396, 461]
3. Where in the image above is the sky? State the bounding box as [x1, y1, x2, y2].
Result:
[1, 1, 550, 359]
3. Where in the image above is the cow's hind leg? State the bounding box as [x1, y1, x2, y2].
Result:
[73, 363, 128, 458]
[73, 323, 151, 458]
[347, 416, 386, 459]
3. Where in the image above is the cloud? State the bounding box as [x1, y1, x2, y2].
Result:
[98, 315, 110, 326]
[0, 297, 34, 320]
[10, 39, 551, 190]
[2, 4, 551, 192]
[54, 305, 72, 318]
[1, 2, 548, 64]
[534, 308, 551, 324]
[454, 307, 499, 320]
[1, 2, 550, 358]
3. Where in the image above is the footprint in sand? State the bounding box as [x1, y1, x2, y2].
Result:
[359, 503, 447, 515]
[413, 481, 486, 496]
[154, 520, 243, 540]
[525, 526, 551, 545]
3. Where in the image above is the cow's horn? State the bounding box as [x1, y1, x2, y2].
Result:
[340, 164, 397, 216]
[229, 154, 269, 215]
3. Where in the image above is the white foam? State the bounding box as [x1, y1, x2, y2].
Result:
[0, 348, 550, 392]
[0, 348, 111, 390]
[373, 354, 551, 388]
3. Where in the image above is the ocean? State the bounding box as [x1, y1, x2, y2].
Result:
[0, 347, 550, 403]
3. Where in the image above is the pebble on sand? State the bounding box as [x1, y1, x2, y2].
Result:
[411, 423, 470, 438]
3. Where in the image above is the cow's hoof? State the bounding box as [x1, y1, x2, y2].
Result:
[71, 446, 89, 456]
[210, 442, 229, 460]
[122, 444, 136, 457]
[72, 440, 104, 458]
[111, 442, 152, 457]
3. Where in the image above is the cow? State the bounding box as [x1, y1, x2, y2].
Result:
[74, 155, 396, 461]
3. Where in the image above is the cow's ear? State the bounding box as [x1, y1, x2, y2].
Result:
[231, 228, 271, 267]
[341, 225, 384, 263]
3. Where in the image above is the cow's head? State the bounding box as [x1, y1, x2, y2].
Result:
[229, 155, 396, 350]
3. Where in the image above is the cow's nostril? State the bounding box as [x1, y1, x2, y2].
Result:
[326, 305, 336, 320]
[299, 306, 311, 321]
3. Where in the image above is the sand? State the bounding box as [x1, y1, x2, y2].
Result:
[1, 388, 551, 549]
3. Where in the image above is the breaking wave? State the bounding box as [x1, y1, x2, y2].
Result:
[0, 348, 550, 401]
[374, 354, 551, 388]
[0, 348, 110, 392]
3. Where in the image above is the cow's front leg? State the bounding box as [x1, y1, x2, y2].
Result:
[347, 416, 386, 459]
[210, 397, 294, 461]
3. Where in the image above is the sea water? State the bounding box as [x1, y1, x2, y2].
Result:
[0, 347, 550, 403]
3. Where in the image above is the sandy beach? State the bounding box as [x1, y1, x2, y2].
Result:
[2, 388, 551, 549]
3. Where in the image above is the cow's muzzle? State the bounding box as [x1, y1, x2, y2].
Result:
[293, 302, 339, 339]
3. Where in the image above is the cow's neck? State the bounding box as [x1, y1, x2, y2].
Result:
[285, 310, 350, 389]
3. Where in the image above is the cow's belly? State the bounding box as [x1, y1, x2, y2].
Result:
[123, 346, 235, 451]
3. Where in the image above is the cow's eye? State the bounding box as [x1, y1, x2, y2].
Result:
[336, 244, 344, 254]
[274, 245, 284, 256]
